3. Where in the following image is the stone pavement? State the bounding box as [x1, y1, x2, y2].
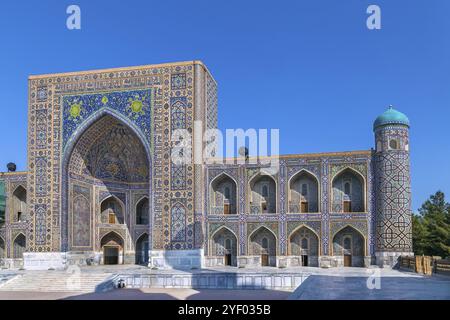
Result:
[289, 274, 450, 300]
[0, 266, 448, 300]
[0, 288, 290, 300]
[0, 271, 113, 292]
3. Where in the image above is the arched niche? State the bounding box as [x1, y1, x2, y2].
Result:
[288, 226, 319, 267]
[249, 174, 277, 214]
[100, 231, 124, 265]
[136, 197, 149, 225]
[12, 186, 27, 222]
[211, 227, 238, 266]
[210, 173, 237, 215]
[135, 233, 149, 265]
[289, 170, 319, 213]
[331, 168, 365, 213]
[332, 226, 365, 267]
[248, 227, 277, 267]
[0, 236, 5, 259]
[13, 233, 26, 259]
[100, 196, 125, 225]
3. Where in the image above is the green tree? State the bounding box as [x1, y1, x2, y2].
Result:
[414, 191, 450, 258]
[412, 214, 427, 255]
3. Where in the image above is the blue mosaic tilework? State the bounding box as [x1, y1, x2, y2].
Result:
[62, 89, 152, 150]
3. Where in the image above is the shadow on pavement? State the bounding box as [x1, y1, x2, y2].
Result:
[61, 288, 290, 300]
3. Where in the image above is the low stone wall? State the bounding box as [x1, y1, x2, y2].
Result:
[110, 272, 309, 290]
[204, 256, 239, 267]
[319, 256, 370, 268]
[318, 256, 338, 268]
[23, 252, 67, 270]
[376, 252, 413, 268]
[150, 249, 203, 269]
[0, 258, 23, 269]
[204, 256, 224, 267]
[66, 252, 100, 266]
[238, 256, 262, 268]
[278, 256, 319, 268]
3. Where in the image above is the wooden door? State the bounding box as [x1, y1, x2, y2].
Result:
[108, 213, 116, 224]
[104, 247, 119, 265]
[344, 254, 352, 267]
[415, 256, 424, 273]
[423, 256, 432, 275]
[301, 202, 309, 213]
[301, 255, 308, 266]
[343, 201, 352, 213]
[261, 254, 269, 266]
[224, 204, 230, 215]
[225, 253, 232, 266]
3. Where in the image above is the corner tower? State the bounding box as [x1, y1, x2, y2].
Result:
[373, 106, 413, 267]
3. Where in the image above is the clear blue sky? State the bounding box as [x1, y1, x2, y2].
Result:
[0, 0, 448, 211]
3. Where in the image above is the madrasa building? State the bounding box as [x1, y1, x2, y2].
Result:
[0, 61, 413, 270]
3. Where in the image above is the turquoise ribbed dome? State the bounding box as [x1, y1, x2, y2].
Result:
[373, 106, 410, 131]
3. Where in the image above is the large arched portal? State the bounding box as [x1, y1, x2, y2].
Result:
[65, 113, 150, 265]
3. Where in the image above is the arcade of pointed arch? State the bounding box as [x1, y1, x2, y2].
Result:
[204, 154, 372, 258]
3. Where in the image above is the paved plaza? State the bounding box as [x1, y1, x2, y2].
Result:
[0, 266, 448, 300]
[0, 288, 290, 300]
[289, 274, 450, 300]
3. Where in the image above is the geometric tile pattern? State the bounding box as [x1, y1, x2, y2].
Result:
[26, 62, 200, 253]
[1, 61, 411, 265]
[374, 125, 412, 252]
[170, 202, 186, 242]
[205, 151, 377, 259]
[206, 74, 218, 130]
[62, 89, 153, 150]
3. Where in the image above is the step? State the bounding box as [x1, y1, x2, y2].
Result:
[0, 272, 113, 292]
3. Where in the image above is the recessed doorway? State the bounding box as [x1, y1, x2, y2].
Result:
[104, 246, 119, 265]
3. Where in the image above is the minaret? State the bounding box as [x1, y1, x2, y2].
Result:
[373, 106, 413, 267]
